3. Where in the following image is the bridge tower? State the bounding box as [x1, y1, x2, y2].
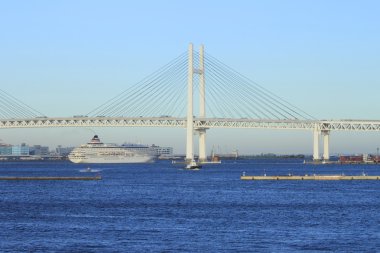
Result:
[186, 43, 208, 164]
[197, 44, 208, 163]
[186, 43, 195, 163]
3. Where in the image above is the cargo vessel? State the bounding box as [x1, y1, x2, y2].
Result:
[339, 154, 380, 164]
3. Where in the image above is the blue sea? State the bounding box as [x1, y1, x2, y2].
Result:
[1, 159, 380, 252]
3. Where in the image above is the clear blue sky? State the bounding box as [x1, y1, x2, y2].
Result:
[1, 0, 380, 154]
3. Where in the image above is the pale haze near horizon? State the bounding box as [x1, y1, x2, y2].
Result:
[0, 0, 379, 155]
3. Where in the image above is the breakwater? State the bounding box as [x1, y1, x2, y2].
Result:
[241, 175, 380, 180]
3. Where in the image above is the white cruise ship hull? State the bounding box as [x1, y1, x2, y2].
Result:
[69, 155, 154, 164]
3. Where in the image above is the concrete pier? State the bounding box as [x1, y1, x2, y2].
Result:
[0, 176, 101, 180]
[241, 175, 380, 180]
[313, 125, 320, 161]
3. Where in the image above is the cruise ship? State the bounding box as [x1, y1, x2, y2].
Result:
[68, 135, 155, 163]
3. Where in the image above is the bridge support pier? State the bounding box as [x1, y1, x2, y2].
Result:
[198, 128, 207, 162]
[313, 125, 320, 161]
[322, 130, 330, 161]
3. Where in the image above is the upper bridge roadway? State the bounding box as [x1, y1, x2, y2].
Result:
[1, 116, 380, 132]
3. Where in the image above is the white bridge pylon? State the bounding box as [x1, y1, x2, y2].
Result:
[186, 43, 207, 164]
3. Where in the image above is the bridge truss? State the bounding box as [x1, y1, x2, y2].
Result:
[2, 117, 380, 132]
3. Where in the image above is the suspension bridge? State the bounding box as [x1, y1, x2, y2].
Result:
[1, 44, 380, 166]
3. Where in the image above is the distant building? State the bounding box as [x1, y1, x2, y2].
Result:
[151, 145, 173, 157]
[30, 145, 49, 156]
[0, 144, 12, 155]
[56, 145, 74, 156]
[12, 143, 29, 156]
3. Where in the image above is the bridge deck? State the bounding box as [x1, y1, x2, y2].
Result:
[2, 117, 380, 131]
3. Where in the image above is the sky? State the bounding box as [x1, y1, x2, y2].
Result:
[0, 0, 380, 155]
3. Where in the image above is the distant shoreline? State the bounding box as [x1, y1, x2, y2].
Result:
[0, 156, 68, 162]
[0, 155, 309, 162]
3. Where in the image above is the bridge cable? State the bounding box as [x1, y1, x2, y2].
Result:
[205, 57, 287, 119]
[87, 52, 188, 117]
[205, 53, 314, 120]
[98, 53, 187, 117]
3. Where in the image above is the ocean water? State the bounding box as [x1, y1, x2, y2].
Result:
[1, 159, 380, 252]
